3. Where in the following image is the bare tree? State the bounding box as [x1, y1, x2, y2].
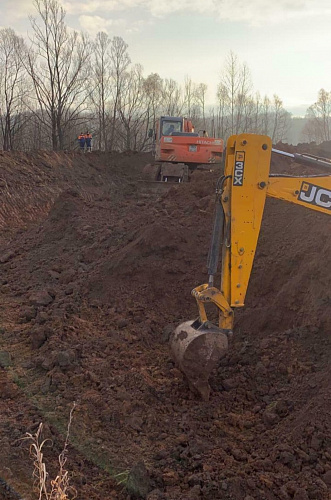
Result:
[218, 52, 252, 136]
[251, 92, 262, 134]
[0, 28, 29, 150]
[195, 83, 208, 127]
[220, 52, 238, 134]
[235, 62, 251, 133]
[109, 36, 131, 150]
[271, 94, 290, 142]
[92, 31, 112, 150]
[118, 64, 148, 150]
[143, 72, 163, 132]
[214, 54, 293, 143]
[183, 75, 196, 117]
[241, 95, 255, 133]
[261, 95, 271, 136]
[216, 82, 229, 139]
[303, 89, 331, 143]
[27, 0, 91, 150]
[162, 78, 184, 116]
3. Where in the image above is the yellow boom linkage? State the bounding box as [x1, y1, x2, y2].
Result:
[170, 133, 331, 400]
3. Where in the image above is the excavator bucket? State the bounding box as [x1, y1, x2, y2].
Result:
[170, 320, 228, 401]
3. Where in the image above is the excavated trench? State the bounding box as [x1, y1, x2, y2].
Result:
[0, 147, 331, 499]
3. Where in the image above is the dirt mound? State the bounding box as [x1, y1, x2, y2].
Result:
[0, 148, 331, 499]
[0, 150, 151, 231]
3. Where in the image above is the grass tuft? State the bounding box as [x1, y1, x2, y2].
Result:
[24, 403, 77, 499]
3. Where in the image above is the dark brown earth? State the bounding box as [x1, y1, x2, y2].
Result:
[0, 146, 331, 500]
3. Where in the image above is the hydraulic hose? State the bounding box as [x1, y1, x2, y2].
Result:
[207, 175, 231, 286]
[272, 148, 331, 172]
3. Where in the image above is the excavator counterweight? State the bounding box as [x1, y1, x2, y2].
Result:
[144, 116, 224, 183]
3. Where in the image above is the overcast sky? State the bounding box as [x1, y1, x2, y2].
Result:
[2, 0, 331, 116]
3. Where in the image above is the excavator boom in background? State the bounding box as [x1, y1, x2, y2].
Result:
[144, 116, 224, 183]
[170, 133, 331, 400]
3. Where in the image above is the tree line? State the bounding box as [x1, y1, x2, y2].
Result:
[0, 0, 327, 152]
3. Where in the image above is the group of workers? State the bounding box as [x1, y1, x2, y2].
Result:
[78, 131, 92, 152]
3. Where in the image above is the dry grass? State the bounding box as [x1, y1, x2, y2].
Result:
[25, 403, 77, 500]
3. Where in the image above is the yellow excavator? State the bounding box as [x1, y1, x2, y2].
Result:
[170, 133, 331, 400]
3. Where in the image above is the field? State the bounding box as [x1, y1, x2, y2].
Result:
[0, 148, 331, 500]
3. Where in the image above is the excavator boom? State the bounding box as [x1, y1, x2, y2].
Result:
[171, 134, 331, 399]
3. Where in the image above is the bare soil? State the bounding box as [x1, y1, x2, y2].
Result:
[0, 147, 331, 500]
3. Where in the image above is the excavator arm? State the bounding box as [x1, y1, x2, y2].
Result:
[171, 134, 331, 400]
[267, 175, 331, 214]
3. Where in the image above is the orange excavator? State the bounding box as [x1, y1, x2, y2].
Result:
[144, 116, 224, 183]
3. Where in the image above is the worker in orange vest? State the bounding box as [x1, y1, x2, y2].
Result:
[78, 133, 85, 152]
[85, 131, 92, 152]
